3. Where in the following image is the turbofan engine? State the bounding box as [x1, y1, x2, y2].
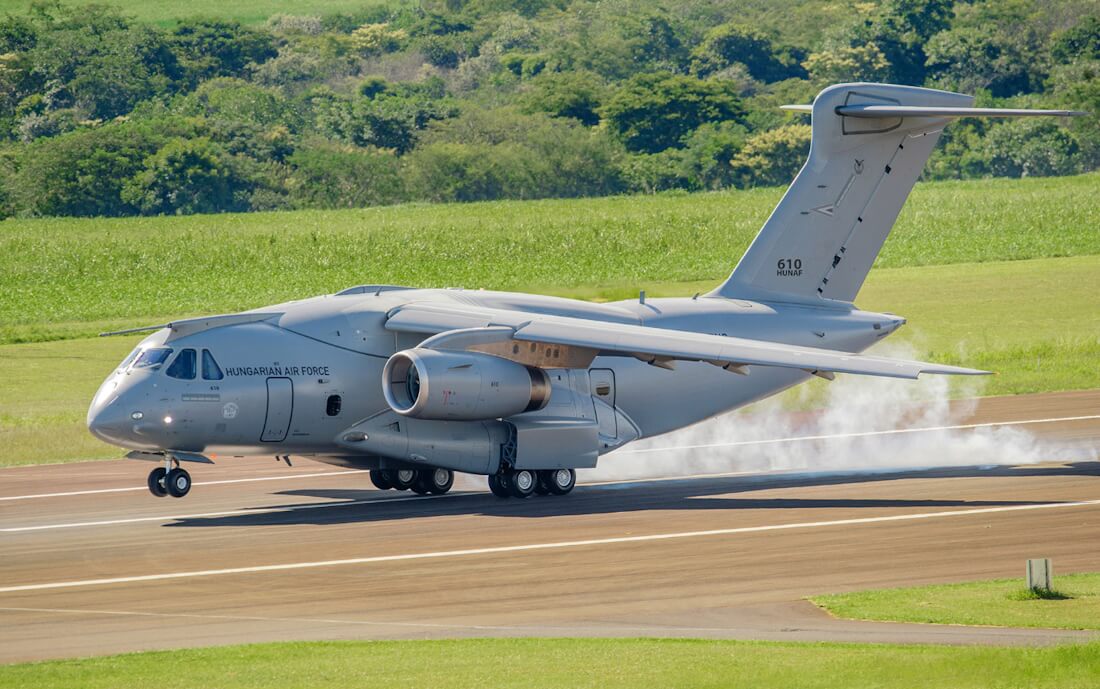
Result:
[383, 349, 551, 421]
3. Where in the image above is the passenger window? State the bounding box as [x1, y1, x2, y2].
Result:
[166, 349, 197, 379]
[134, 347, 172, 369]
[202, 350, 224, 380]
[326, 395, 342, 417]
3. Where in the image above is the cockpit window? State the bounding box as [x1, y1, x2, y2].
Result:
[166, 349, 197, 379]
[117, 347, 141, 372]
[202, 350, 224, 380]
[133, 347, 172, 369]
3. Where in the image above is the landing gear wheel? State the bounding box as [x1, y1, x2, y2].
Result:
[509, 469, 536, 498]
[369, 469, 393, 490]
[425, 468, 454, 495]
[392, 469, 417, 491]
[534, 471, 552, 495]
[487, 474, 510, 498]
[410, 471, 432, 495]
[547, 468, 576, 496]
[147, 467, 168, 497]
[165, 467, 191, 498]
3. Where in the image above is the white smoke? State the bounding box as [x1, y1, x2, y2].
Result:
[582, 342, 1090, 483]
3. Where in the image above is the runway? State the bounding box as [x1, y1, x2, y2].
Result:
[2, 390, 1099, 663]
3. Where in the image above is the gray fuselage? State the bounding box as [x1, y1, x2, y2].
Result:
[88, 286, 903, 474]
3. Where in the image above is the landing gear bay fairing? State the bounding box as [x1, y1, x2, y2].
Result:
[88, 83, 1084, 499]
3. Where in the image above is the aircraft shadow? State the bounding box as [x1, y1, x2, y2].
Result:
[164, 461, 1099, 529]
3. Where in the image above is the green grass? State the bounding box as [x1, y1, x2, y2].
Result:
[2, 638, 1100, 688]
[3, 174, 1098, 345]
[2, 254, 1096, 467]
[812, 573, 1100, 631]
[0, 0, 414, 26]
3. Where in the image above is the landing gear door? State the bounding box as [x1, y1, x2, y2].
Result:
[261, 377, 294, 442]
[589, 368, 617, 438]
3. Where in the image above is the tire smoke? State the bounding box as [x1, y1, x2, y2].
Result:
[583, 344, 1091, 483]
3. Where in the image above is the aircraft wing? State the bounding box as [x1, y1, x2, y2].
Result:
[385, 303, 989, 380]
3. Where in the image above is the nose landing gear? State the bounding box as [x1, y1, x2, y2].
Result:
[147, 458, 191, 498]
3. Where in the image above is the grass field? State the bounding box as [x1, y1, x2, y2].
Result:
[0, 0, 853, 34]
[2, 638, 1100, 688]
[3, 174, 1098, 345]
[2, 254, 1096, 467]
[812, 573, 1100, 630]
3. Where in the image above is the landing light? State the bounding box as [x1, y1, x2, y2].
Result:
[130, 411, 144, 420]
[163, 415, 173, 424]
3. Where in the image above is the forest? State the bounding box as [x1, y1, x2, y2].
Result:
[0, 0, 1096, 217]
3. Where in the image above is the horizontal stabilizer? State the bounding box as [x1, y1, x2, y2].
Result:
[834, 105, 1088, 119]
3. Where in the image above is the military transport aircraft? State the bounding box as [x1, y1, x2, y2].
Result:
[88, 82, 1085, 500]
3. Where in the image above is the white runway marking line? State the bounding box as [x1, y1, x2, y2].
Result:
[3, 413, 1095, 503]
[0, 490, 471, 533]
[0, 469, 368, 502]
[619, 414, 1100, 454]
[2, 498, 1099, 594]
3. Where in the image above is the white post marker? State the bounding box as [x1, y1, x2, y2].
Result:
[1027, 558, 1053, 592]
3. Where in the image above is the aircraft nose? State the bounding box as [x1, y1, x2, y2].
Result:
[87, 400, 132, 444]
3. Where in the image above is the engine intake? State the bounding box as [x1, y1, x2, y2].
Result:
[383, 349, 551, 421]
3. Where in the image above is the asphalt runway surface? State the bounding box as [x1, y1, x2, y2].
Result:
[2, 390, 1099, 663]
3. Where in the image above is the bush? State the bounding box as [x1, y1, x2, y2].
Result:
[121, 137, 252, 215]
[287, 144, 404, 208]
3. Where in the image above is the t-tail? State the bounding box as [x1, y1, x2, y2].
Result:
[711, 82, 1086, 305]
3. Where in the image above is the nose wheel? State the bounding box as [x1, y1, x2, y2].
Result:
[147, 459, 191, 498]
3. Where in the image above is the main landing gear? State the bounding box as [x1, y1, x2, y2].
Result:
[370, 468, 454, 495]
[489, 468, 575, 499]
[147, 459, 191, 498]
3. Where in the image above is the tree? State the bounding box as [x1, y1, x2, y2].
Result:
[520, 70, 604, 126]
[171, 19, 276, 88]
[729, 124, 810, 188]
[601, 72, 744, 154]
[1051, 16, 1100, 63]
[122, 137, 251, 214]
[924, 26, 1033, 97]
[690, 24, 804, 83]
[10, 118, 190, 216]
[803, 43, 891, 83]
[983, 118, 1083, 178]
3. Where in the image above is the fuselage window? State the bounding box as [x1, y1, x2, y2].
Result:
[326, 395, 342, 417]
[202, 350, 224, 380]
[133, 347, 172, 369]
[166, 349, 197, 380]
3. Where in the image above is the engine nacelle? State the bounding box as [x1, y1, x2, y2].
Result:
[383, 349, 551, 421]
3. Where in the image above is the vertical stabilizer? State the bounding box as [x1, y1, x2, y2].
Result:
[712, 83, 972, 304]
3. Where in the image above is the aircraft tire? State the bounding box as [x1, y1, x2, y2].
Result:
[392, 469, 417, 491]
[369, 469, 393, 490]
[487, 474, 510, 498]
[426, 468, 454, 495]
[547, 468, 576, 496]
[410, 471, 432, 495]
[147, 467, 168, 497]
[165, 468, 192, 498]
[508, 469, 536, 498]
